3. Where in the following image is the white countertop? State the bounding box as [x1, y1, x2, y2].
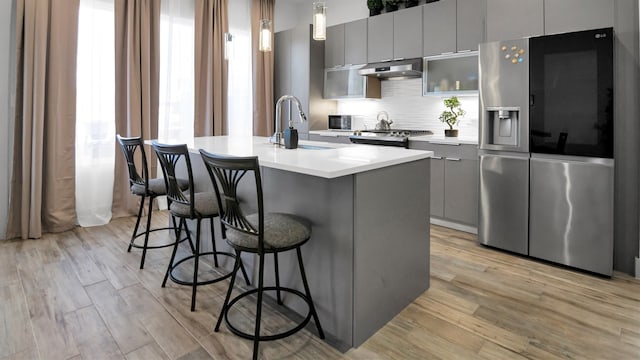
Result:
[153, 136, 433, 179]
[309, 130, 478, 145]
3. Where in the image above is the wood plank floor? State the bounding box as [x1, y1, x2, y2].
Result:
[1, 211, 639, 359]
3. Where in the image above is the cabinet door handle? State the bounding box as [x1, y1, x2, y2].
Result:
[440, 52, 455, 55]
[380, 59, 392, 62]
[431, 156, 443, 160]
[392, 57, 405, 61]
[458, 49, 472, 53]
[446, 157, 461, 161]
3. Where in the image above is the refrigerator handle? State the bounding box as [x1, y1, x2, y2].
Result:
[529, 94, 535, 107]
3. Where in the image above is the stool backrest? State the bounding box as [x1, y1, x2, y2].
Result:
[152, 141, 196, 217]
[116, 135, 148, 191]
[199, 149, 265, 252]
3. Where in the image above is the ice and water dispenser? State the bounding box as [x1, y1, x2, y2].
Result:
[485, 107, 520, 147]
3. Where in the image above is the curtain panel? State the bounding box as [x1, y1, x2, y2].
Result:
[7, 0, 80, 239]
[195, 0, 228, 136]
[251, 0, 274, 137]
[112, 0, 161, 218]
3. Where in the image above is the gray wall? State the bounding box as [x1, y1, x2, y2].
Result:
[0, 0, 15, 240]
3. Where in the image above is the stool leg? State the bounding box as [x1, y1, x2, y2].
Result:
[163, 217, 184, 287]
[128, 194, 146, 252]
[253, 253, 265, 360]
[296, 247, 325, 339]
[274, 252, 283, 305]
[210, 217, 219, 267]
[139, 195, 155, 269]
[191, 218, 201, 311]
[239, 255, 251, 286]
[215, 249, 241, 332]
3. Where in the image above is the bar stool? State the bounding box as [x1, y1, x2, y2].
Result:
[152, 141, 250, 311]
[199, 149, 324, 360]
[116, 135, 192, 269]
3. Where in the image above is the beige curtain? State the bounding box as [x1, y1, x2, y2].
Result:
[251, 0, 274, 136]
[112, 0, 161, 218]
[7, 0, 79, 239]
[195, 0, 228, 136]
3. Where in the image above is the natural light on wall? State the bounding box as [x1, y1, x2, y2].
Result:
[159, 0, 195, 143]
[228, 0, 253, 136]
[76, 0, 115, 226]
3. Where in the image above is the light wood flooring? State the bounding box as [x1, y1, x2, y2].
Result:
[1, 211, 639, 359]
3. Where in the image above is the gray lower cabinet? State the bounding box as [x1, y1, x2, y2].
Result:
[410, 142, 478, 228]
[544, 0, 614, 35]
[486, 0, 543, 41]
[308, 134, 352, 144]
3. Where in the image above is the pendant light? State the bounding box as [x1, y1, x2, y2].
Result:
[224, 32, 233, 60]
[312, 2, 326, 41]
[258, 19, 272, 52]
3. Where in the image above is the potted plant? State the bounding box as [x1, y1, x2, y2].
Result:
[439, 96, 465, 137]
[405, 0, 420, 7]
[382, 0, 402, 12]
[367, 0, 384, 16]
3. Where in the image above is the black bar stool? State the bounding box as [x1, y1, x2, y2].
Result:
[199, 149, 324, 360]
[152, 141, 250, 311]
[116, 135, 193, 269]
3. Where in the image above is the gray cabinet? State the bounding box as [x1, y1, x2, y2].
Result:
[423, 0, 485, 56]
[325, 24, 345, 68]
[423, 0, 456, 56]
[367, 12, 394, 62]
[345, 19, 368, 65]
[486, 0, 543, 41]
[308, 134, 352, 144]
[410, 141, 478, 228]
[275, 25, 336, 137]
[393, 7, 423, 59]
[544, 0, 614, 35]
[457, 0, 485, 52]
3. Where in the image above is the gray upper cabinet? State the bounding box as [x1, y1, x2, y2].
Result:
[345, 19, 368, 65]
[367, 12, 394, 62]
[457, 0, 485, 52]
[325, 24, 345, 68]
[423, 0, 456, 56]
[544, 0, 614, 35]
[393, 8, 423, 59]
[486, 0, 543, 41]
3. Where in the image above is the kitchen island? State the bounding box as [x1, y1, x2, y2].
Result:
[166, 136, 432, 350]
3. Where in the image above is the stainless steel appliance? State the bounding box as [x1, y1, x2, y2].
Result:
[358, 58, 423, 80]
[349, 129, 433, 148]
[479, 28, 614, 276]
[328, 115, 364, 131]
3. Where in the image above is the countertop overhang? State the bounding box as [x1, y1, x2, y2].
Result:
[151, 136, 433, 179]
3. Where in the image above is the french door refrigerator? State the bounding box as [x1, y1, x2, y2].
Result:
[479, 28, 614, 276]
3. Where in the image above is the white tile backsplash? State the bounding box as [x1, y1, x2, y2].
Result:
[336, 78, 479, 138]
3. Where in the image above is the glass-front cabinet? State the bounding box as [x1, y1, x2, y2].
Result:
[423, 52, 479, 96]
[324, 65, 381, 100]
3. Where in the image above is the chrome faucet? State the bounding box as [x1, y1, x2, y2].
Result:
[271, 95, 307, 145]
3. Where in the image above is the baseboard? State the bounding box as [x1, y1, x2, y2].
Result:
[635, 257, 640, 279]
[430, 218, 477, 234]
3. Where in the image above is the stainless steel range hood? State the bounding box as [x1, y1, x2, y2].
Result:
[357, 58, 423, 79]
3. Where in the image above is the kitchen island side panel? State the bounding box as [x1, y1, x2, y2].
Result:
[353, 158, 431, 347]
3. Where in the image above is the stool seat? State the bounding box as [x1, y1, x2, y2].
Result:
[131, 177, 188, 196]
[226, 213, 311, 250]
[169, 192, 219, 217]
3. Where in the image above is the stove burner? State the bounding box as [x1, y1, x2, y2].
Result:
[349, 129, 432, 148]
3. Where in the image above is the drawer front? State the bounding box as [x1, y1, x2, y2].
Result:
[410, 142, 478, 160]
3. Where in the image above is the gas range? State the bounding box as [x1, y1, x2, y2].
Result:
[349, 129, 433, 148]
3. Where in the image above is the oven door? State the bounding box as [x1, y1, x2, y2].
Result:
[529, 27, 613, 158]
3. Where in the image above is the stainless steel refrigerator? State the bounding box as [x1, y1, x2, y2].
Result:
[478, 28, 614, 276]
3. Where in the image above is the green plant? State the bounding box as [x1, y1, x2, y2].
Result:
[383, 0, 402, 5]
[439, 96, 466, 129]
[367, 0, 383, 10]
